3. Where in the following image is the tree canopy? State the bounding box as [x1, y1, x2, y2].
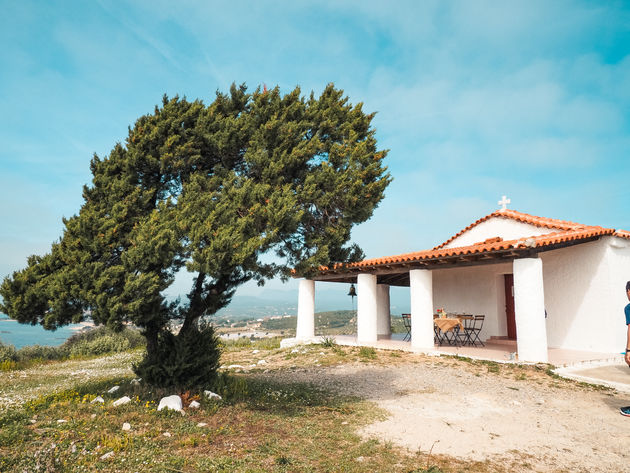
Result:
[0, 83, 390, 374]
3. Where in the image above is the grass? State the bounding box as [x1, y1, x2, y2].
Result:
[1, 341, 611, 473]
[0, 370, 457, 473]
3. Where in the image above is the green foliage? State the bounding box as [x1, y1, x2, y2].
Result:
[358, 346, 377, 359]
[64, 326, 144, 358]
[134, 323, 221, 389]
[319, 336, 337, 347]
[0, 327, 144, 370]
[0, 83, 390, 388]
[0, 341, 17, 363]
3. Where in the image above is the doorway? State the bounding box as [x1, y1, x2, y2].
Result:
[504, 274, 516, 340]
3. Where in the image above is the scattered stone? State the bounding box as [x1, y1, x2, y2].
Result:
[320, 352, 325, 355]
[356, 456, 365, 462]
[30, 419, 36, 424]
[257, 359, 267, 365]
[158, 395, 183, 413]
[91, 414, 97, 419]
[249, 364, 256, 368]
[252, 349, 260, 354]
[91, 396, 104, 404]
[107, 386, 120, 394]
[204, 390, 222, 401]
[227, 364, 244, 370]
[100, 451, 114, 460]
[163, 432, 172, 437]
[341, 421, 349, 425]
[291, 349, 299, 353]
[57, 419, 68, 424]
[122, 423, 131, 431]
[189, 400, 201, 409]
[197, 422, 208, 427]
[130, 378, 141, 386]
[113, 396, 131, 407]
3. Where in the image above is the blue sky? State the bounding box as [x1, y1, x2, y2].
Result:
[1, 0, 629, 302]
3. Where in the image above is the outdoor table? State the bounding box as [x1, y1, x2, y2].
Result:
[434, 317, 464, 346]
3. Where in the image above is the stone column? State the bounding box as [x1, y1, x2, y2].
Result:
[409, 269, 434, 349]
[376, 284, 391, 336]
[513, 258, 548, 362]
[357, 273, 378, 343]
[295, 279, 315, 340]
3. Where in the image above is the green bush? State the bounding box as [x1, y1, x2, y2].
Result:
[69, 334, 130, 357]
[17, 344, 65, 362]
[134, 322, 221, 390]
[0, 341, 18, 363]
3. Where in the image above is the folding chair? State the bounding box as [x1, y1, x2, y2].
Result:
[456, 315, 474, 345]
[402, 313, 411, 342]
[467, 315, 485, 347]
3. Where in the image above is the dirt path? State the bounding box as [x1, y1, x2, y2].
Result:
[257, 358, 630, 473]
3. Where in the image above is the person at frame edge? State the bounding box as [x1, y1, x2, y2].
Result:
[625, 281, 630, 368]
[620, 281, 630, 417]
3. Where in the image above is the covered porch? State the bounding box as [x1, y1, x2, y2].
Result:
[286, 235, 621, 365]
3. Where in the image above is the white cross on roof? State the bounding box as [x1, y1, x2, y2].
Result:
[498, 195, 511, 210]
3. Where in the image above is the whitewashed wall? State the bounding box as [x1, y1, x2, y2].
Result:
[444, 217, 555, 248]
[541, 237, 630, 352]
[432, 262, 512, 342]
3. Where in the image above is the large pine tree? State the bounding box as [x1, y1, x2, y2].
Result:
[0, 84, 391, 386]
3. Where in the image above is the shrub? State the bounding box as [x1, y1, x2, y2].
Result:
[358, 346, 377, 359]
[134, 322, 221, 390]
[69, 334, 130, 357]
[0, 342, 17, 363]
[17, 344, 65, 362]
[319, 336, 337, 348]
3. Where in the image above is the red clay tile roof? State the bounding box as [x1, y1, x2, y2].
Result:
[433, 208, 588, 250]
[318, 209, 629, 273]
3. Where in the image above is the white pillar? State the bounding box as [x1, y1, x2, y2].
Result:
[513, 258, 548, 363]
[357, 273, 378, 343]
[409, 269, 434, 349]
[296, 279, 315, 340]
[376, 284, 391, 336]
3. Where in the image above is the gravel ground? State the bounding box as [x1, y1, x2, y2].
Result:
[256, 358, 630, 473]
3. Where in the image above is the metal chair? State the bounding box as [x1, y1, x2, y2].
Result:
[402, 313, 411, 341]
[467, 315, 485, 347]
[456, 315, 474, 345]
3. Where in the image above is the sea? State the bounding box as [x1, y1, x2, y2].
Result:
[0, 314, 84, 349]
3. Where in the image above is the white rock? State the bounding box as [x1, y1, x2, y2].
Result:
[204, 390, 222, 401]
[100, 451, 114, 460]
[197, 422, 208, 427]
[30, 419, 36, 424]
[291, 349, 299, 353]
[257, 359, 267, 365]
[122, 423, 131, 431]
[90, 414, 97, 419]
[249, 364, 256, 368]
[107, 386, 120, 394]
[57, 419, 68, 424]
[158, 395, 183, 413]
[252, 349, 260, 354]
[189, 400, 201, 409]
[91, 396, 104, 404]
[341, 421, 349, 425]
[113, 396, 131, 407]
[130, 378, 141, 386]
[227, 364, 244, 370]
[163, 432, 172, 437]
